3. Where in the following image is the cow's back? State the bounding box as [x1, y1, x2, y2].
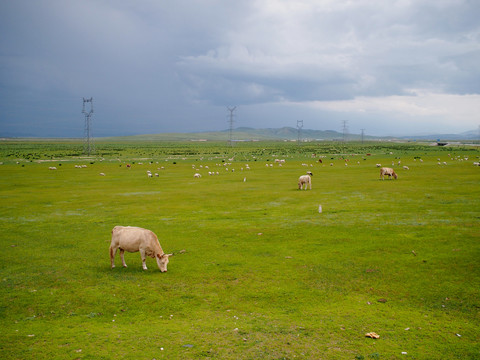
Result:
[111, 226, 154, 252]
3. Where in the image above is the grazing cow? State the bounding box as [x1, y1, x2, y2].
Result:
[110, 226, 172, 272]
[379, 167, 397, 180]
[298, 175, 312, 190]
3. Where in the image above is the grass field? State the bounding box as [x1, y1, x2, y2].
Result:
[0, 140, 479, 359]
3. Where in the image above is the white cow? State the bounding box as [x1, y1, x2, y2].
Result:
[379, 167, 398, 180]
[298, 175, 312, 190]
[110, 226, 172, 272]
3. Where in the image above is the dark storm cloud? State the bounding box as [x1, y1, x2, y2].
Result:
[1, 0, 479, 137]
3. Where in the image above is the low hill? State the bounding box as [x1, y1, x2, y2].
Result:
[101, 127, 376, 142]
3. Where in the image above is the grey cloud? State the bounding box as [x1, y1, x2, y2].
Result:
[1, 0, 479, 137]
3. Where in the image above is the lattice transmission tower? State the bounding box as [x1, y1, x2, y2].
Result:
[341, 120, 349, 142]
[227, 106, 237, 147]
[82, 97, 95, 155]
[297, 120, 303, 145]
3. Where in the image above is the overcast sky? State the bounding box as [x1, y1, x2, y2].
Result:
[1, 0, 479, 137]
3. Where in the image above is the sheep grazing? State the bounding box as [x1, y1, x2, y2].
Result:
[379, 167, 397, 180]
[298, 175, 312, 190]
[194, 173, 202, 178]
[403, 166, 410, 170]
[110, 226, 172, 272]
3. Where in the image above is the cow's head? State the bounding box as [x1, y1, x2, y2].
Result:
[393, 172, 398, 179]
[156, 253, 172, 272]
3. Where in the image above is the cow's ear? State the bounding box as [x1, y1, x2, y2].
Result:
[166, 253, 173, 257]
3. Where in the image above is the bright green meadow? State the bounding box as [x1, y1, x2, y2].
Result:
[0, 140, 479, 359]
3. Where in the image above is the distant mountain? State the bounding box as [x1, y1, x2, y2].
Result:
[84, 127, 480, 142]
[222, 127, 377, 141]
[101, 127, 354, 141]
[221, 127, 342, 140]
[397, 129, 479, 141]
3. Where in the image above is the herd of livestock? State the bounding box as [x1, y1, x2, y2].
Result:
[103, 152, 479, 272]
[42, 152, 478, 272]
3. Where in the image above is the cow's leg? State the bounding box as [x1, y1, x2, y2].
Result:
[120, 249, 127, 268]
[139, 249, 148, 270]
[110, 246, 117, 268]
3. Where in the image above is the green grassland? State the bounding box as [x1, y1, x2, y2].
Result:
[0, 140, 479, 359]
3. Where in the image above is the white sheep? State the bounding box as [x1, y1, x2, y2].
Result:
[298, 175, 312, 190]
